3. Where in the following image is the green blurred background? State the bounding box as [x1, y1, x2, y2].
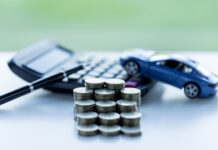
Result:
[1, 0, 218, 51]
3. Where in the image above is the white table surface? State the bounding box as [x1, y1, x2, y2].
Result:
[0, 52, 218, 150]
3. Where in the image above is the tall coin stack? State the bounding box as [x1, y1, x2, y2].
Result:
[73, 78, 142, 136]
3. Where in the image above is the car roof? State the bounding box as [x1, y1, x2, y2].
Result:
[169, 54, 198, 67]
[150, 54, 198, 68]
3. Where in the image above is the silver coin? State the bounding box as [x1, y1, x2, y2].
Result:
[95, 101, 116, 113]
[73, 87, 93, 100]
[94, 89, 115, 101]
[120, 88, 141, 106]
[121, 87, 141, 95]
[85, 78, 105, 89]
[99, 112, 120, 125]
[120, 112, 141, 126]
[74, 100, 96, 120]
[76, 124, 98, 136]
[117, 100, 138, 112]
[77, 112, 98, 125]
[105, 79, 125, 90]
[99, 125, 121, 136]
[121, 126, 142, 136]
[75, 99, 95, 109]
[94, 95, 115, 101]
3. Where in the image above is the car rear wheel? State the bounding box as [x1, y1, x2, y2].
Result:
[184, 83, 200, 98]
[124, 61, 140, 76]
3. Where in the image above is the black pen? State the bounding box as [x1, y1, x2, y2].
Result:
[0, 65, 82, 105]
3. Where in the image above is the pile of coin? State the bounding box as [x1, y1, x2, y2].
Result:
[121, 88, 141, 106]
[73, 77, 142, 136]
[94, 89, 115, 101]
[73, 87, 93, 100]
[105, 79, 125, 100]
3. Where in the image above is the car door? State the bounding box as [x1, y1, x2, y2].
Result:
[148, 60, 180, 84]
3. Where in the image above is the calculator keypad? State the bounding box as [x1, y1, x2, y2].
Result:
[67, 56, 129, 83]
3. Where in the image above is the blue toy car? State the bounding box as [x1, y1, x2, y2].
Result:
[120, 48, 218, 98]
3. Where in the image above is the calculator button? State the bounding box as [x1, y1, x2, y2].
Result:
[112, 64, 123, 71]
[89, 62, 100, 68]
[115, 70, 128, 80]
[68, 73, 81, 80]
[98, 64, 111, 69]
[77, 70, 87, 76]
[107, 69, 119, 75]
[103, 61, 115, 66]
[92, 67, 105, 73]
[101, 73, 115, 78]
[83, 62, 90, 67]
[87, 71, 101, 77]
[84, 66, 92, 71]
[82, 75, 96, 82]
[107, 68, 120, 75]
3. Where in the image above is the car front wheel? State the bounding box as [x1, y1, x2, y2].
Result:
[124, 61, 140, 76]
[184, 83, 200, 98]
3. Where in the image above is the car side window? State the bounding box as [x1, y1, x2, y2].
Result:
[155, 60, 193, 74]
[164, 60, 180, 69]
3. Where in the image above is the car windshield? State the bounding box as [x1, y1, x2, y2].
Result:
[197, 64, 211, 77]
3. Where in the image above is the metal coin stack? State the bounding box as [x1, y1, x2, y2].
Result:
[76, 124, 98, 136]
[73, 87, 98, 136]
[105, 79, 125, 100]
[73, 87, 93, 100]
[74, 100, 95, 120]
[116, 99, 138, 112]
[99, 125, 121, 136]
[77, 112, 98, 125]
[94, 89, 115, 101]
[99, 112, 120, 126]
[73, 78, 143, 136]
[120, 112, 142, 136]
[95, 101, 116, 113]
[120, 88, 141, 107]
[85, 78, 105, 89]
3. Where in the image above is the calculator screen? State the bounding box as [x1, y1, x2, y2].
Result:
[26, 47, 71, 74]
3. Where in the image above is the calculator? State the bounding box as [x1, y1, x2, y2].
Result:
[8, 40, 155, 95]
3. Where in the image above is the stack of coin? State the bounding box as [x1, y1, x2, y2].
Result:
[120, 112, 142, 136]
[105, 79, 125, 90]
[98, 112, 121, 136]
[121, 126, 141, 136]
[105, 79, 125, 100]
[85, 78, 105, 89]
[73, 87, 93, 100]
[77, 112, 98, 125]
[120, 88, 141, 106]
[99, 125, 121, 136]
[94, 89, 115, 101]
[116, 99, 138, 112]
[76, 124, 98, 136]
[73, 78, 143, 137]
[95, 101, 116, 113]
[120, 112, 141, 126]
[99, 112, 120, 126]
[74, 100, 95, 120]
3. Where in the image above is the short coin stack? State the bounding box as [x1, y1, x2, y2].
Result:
[73, 78, 142, 136]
